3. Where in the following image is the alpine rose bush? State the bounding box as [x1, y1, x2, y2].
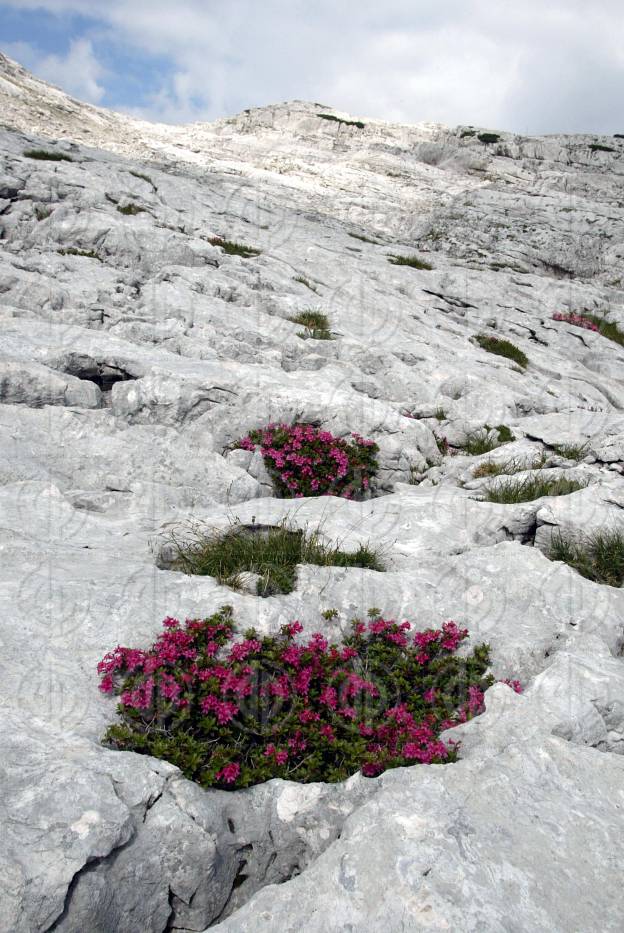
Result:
[552, 312, 600, 332]
[98, 606, 515, 789]
[235, 422, 379, 498]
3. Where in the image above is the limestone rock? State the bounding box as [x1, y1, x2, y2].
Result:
[0, 50, 623, 933]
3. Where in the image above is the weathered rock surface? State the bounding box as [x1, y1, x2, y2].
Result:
[0, 51, 623, 932]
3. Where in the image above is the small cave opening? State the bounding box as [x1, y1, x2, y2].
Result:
[57, 354, 138, 405]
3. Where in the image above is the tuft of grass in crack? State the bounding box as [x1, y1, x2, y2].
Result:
[551, 442, 589, 461]
[34, 205, 52, 221]
[483, 475, 587, 504]
[456, 425, 516, 456]
[349, 232, 380, 244]
[434, 407, 447, 421]
[472, 453, 547, 479]
[170, 520, 384, 596]
[117, 203, 145, 216]
[388, 254, 434, 270]
[474, 334, 528, 369]
[318, 113, 365, 129]
[293, 275, 318, 292]
[58, 247, 101, 261]
[576, 312, 624, 348]
[208, 236, 261, 258]
[288, 309, 333, 340]
[549, 530, 624, 587]
[589, 143, 615, 153]
[129, 170, 154, 186]
[24, 148, 73, 162]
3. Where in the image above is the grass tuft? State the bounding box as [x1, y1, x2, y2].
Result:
[170, 520, 383, 596]
[483, 475, 587, 504]
[472, 454, 546, 479]
[58, 247, 101, 261]
[456, 425, 515, 456]
[575, 312, 624, 348]
[348, 232, 380, 244]
[117, 203, 145, 216]
[318, 113, 365, 129]
[288, 309, 332, 340]
[474, 334, 529, 368]
[129, 170, 154, 185]
[551, 442, 589, 461]
[24, 148, 72, 162]
[293, 275, 318, 292]
[208, 236, 261, 258]
[34, 205, 52, 221]
[549, 530, 624, 587]
[388, 254, 434, 270]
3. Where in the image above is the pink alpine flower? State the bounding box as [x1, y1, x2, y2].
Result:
[215, 762, 240, 784]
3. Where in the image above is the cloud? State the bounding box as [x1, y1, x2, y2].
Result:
[4, 35, 106, 104]
[1, 0, 623, 132]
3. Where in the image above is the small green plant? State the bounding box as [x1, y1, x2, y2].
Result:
[474, 334, 529, 369]
[169, 520, 383, 596]
[388, 254, 434, 270]
[34, 205, 52, 221]
[478, 133, 501, 144]
[472, 454, 546, 479]
[98, 607, 499, 788]
[129, 170, 154, 185]
[589, 143, 615, 153]
[318, 113, 365, 129]
[117, 203, 145, 216]
[293, 275, 318, 292]
[483, 475, 586, 504]
[494, 424, 516, 444]
[456, 429, 499, 456]
[434, 407, 447, 421]
[348, 232, 379, 244]
[549, 530, 624, 587]
[24, 148, 73, 162]
[573, 312, 624, 348]
[456, 425, 514, 457]
[208, 236, 261, 258]
[288, 309, 332, 340]
[551, 442, 589, 461]
[58, 247, 101, 261]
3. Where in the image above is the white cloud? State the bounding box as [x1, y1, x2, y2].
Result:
[4, 35, 106, 103]
[2, 0, 623, 132]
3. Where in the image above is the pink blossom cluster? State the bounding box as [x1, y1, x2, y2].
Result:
[552, 312, 600, 332]
[99, 610, 504, 789]
[234, 422, 379, 499]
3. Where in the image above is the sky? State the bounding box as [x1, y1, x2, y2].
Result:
[1, 0, 623, 134]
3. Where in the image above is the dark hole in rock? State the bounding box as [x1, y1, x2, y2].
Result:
[58, 354, 137, 405]
[231, 864, 249, 890]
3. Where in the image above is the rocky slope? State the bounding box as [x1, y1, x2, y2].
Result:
[0, 51, 623, 932]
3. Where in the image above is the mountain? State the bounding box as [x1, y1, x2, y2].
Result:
[0, 51, 623, 933]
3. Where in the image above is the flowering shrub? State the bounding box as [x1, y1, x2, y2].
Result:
[98, 607, 515, 789]
[236, 422, 379, 499]
[553, 312, 600, 332]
